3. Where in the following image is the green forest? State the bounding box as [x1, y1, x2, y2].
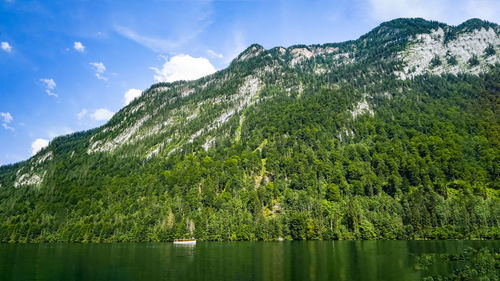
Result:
[0, 18, 498, 242]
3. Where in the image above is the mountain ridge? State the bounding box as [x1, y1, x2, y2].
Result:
[2, 17, 499, 188]
[0, 18, 498, 242]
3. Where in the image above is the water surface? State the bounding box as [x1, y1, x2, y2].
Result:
[0, 240, 498, 281]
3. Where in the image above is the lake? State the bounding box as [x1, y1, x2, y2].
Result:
[0, 240, 498, 281]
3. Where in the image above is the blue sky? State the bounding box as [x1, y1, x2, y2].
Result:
[0, 0, 499, 165]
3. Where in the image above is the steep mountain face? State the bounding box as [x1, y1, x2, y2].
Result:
[0, 18, 499, 242]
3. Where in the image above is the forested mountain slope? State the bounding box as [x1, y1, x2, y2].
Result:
[0, 18, 499, 242]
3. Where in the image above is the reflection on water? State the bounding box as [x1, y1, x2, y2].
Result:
[0, 240, 498, 281]
[172, 243, 196, 263]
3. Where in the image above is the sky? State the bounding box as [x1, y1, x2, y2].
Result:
[0, 0, 499, 165]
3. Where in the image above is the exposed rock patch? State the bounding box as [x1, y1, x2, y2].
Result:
[395, 27, 500, 79]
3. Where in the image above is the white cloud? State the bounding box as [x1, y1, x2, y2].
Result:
[89, 62, 108, 81]
[113, 5, 211, 53]
[40, 78, 58, 97]
[150, 54, 216, 83]
[366, 0, 500, 25]
[77, 108, 87, 120]
[207, 49, 223, 59]
[123, 88, 142, 106]
[31, 138, 49, 155]
[2, 123, 14, 131]
[1, 112, 14, 130]
[74, 41, 85, 53]
[0, 112, 13, 123]
[1, 42, 12, 53]
[40, 78, 56, 90]
[91, 108, 114, 121]
[114, 25, 181, 53]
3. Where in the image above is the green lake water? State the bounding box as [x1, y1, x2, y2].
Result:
[0, 240, 498, 281]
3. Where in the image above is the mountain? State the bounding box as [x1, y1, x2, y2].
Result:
[0, 18, 499, 242]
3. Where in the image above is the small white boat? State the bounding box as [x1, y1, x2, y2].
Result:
[173, 238, 196, 245]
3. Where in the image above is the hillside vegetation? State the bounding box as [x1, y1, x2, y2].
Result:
[0, 18, 499, 242]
